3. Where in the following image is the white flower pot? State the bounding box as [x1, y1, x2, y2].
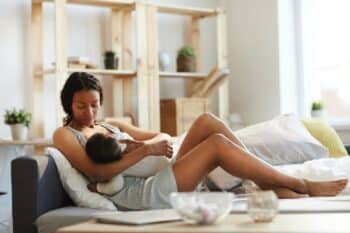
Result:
[10, 124, 28, 140]
[311, 110, 324, 118]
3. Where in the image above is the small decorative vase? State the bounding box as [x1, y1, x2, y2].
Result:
[247, 191, 279, 222]
[177, 55, 195, 72]
[159, 52, 170, 71]
[104, 52, 116, 69]
[10, 124, 28, 140]
[311, 110, 324, 118]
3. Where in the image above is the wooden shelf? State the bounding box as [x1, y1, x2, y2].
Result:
[33, 1, 219, 17]
[159, 72, 207, 79]
[33, 0, 135, 8]
[36, 68, 136, 78]
[68, 68, 136, 77]
[0, 138, 53, 146]
[157, 4, 219, 17]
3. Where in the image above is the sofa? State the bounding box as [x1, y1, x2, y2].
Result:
[11, 155, 112, 233]
[12, 145, 350, 233]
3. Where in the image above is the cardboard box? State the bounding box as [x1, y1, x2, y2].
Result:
[160, 98, 209, 136]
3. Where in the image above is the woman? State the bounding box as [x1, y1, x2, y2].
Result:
[53, 72, 347, 210]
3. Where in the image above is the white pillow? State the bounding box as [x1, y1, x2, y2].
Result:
[236, 114, 328, 165]
[207, 114, 329, 190]
[46, 147, 117, 210]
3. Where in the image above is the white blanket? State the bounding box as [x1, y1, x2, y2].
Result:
[275, 156, 350, 195]
[210, 156, 350, 194]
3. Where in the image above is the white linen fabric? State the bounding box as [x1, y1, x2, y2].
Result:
[207, 114, 329, 190]
[236, 114, 329, 165]
[275, 156, 350, 195]
[46, 147, 117, 210]
[122, 156, 171, 178]
[208, 156, 350, 193]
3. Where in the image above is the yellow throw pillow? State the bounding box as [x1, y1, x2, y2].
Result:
[301, 118, 347, 157]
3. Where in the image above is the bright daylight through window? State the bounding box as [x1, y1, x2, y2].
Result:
[307, 0, 350, 121]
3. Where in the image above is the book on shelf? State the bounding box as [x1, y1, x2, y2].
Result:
[67, 56, 90, 63]
[68, 63, 87, 69]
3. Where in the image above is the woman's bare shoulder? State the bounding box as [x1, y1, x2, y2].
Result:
[53, 126, 79, 148]
[53, 126, 71, 140]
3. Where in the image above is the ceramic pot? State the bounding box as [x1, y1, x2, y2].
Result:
[10, 124, 28, 140]
[311, 110, 324, 118]
[159, 52, 170, 71]
[177, 55, 195, 72]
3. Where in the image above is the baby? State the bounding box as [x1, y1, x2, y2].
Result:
[86, 133, 126, 163]
[85, 133, 144, 195]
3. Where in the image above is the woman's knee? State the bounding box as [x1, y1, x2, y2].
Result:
[195, 112, 218, 127]
[207, 133, 230, 147]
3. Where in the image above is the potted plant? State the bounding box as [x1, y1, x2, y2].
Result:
[311, 101, 324, 118]
[4, 108, 31, 140]
[176, 45, 196, 72]
[104, 50, 118, 69]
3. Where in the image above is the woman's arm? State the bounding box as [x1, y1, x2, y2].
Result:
[53, 127, 149, 180]
[108, 120, 172, 143]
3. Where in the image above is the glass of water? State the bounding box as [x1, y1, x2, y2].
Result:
[247, 190, 279, 222]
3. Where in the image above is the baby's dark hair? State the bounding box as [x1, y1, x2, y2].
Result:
[85, 133, 123, 164]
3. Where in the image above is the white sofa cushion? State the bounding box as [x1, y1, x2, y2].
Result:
[46, 147, 117, 210]
[236, 114, 328, 165]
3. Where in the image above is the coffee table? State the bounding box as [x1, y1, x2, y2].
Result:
[56, 213, 350, 233]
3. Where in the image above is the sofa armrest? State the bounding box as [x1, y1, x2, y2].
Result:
[11, 155, 73, 233]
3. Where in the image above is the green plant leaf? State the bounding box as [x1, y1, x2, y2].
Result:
[177, 45, 195, 58]
[3, 108, 32, 127]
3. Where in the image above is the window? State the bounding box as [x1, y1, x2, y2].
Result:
[302, 0, 350, 122]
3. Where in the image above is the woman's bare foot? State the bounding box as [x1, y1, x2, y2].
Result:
[273, 188, 308, 199]
[303, 179, 348, 197]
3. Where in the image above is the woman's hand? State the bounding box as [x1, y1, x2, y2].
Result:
[145, 140, 173, 158]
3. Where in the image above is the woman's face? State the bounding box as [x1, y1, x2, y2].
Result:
[71, 90, 100, 126]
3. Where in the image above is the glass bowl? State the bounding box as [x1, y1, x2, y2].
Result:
[169, 192, 234, 225]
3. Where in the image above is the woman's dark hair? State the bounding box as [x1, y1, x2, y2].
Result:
[60, 72, 103, 125]
[85, 133, 123, 164]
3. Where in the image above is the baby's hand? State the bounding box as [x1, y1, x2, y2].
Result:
[119, 139, 144, 154]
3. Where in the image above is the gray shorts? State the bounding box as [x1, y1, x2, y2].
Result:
[108, 165, 178, 210]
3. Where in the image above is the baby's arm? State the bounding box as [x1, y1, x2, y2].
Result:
[119, 139, 144, 154]
[87, 175, 124, 195]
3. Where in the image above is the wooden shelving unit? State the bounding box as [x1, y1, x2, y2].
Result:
[159, 72, 207, 80]
[35, 68, 136, 77]
[31, 0, 229, 137]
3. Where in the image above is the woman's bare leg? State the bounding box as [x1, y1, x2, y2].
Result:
[176, 113, 248, 161]
[173, 134, 347, 197]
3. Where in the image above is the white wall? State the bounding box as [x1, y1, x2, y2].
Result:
[221, 0, 304, 126]
[0, 0, 217, 139]
[222, 0, 281, 125]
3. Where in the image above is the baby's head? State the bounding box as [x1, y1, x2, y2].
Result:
[85, 133, 126, 164]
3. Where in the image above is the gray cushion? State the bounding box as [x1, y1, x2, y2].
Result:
[36, 206, 113, 233]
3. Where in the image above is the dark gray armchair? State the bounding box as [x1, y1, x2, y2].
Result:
[11, 155, 73, 233]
